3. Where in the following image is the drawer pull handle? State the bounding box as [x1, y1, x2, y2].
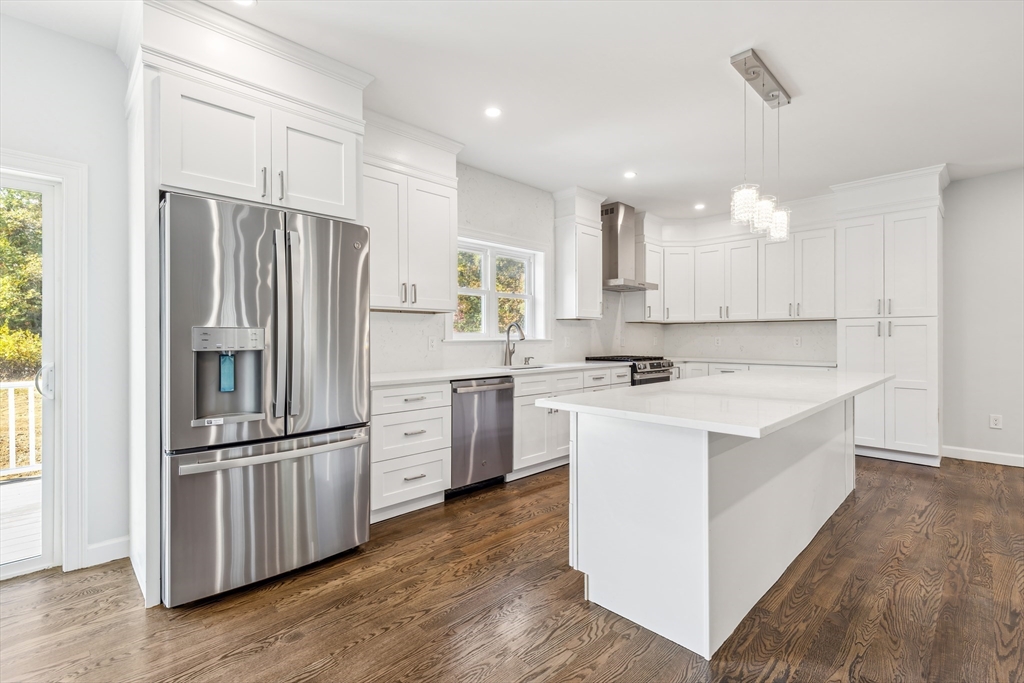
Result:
[404, 473, 427, 481]
[403, 396, 427, 402]
[403, 429, 427, 436]
[615, 372, 629, 378]
[590, 375, 605, 381]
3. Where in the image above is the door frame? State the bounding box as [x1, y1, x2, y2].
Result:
[0, 148, 87, 578]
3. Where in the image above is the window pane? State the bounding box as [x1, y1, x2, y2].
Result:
[497, 297, 527, 335]
[458, 250, 483, 289]
[495, 256, 526, 294]
[455, 294, 483, 334]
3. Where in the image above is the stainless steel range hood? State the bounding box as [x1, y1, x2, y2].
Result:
[600, 202, 657, 292]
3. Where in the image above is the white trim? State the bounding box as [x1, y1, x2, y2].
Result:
[942, 445, 1023, 468]
[829, 164, 951, 193]
[443, 337, 554, 345]
[363, 154, 458, 189]
[84, 535, 132, 568]
[370, 492, 445, 524]
[0, 149, 88, 573]
[503, 456, 569, 482]
[855, 445, 941, 468]
[364, 110, 464, 154]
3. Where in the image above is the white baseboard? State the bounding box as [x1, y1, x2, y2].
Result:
[370, 492, 444, 524]
[82, 535, 130, 569]
[942, 445, 1024, 468]
[504, 456, 569, 482]
[855, 446, 941, 468]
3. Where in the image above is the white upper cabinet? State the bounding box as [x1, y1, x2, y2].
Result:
[694, 244, 725, 321]
[723, 239, 758, 320]
[272, 110, 358, 219]
[837, 209, 937, 319]
[884, 317, 939, 454]
[364, 165, 457, 313]
[160, 76, 272, 203]
[663, 247, 695, 322]
[837, 318, 886, 448]
[554, 187, 606, 320]
[159, 74, 360, 220]
[758, 239, 794, 319]
[794, 228, 835, 318]
[884, 209, 939, 317]
[406, 178, 457, 311]
[836, 215, 885, 318]
[364, 166, 407, 310]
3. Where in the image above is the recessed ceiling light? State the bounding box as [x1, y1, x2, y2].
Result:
[694, 204, 705, 210]
[234, 0, 256, 6]
[485, 107, 502, 118]
[623, 171, 637, 179]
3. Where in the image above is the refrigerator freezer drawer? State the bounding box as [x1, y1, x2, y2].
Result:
[162, 428, 369, 607]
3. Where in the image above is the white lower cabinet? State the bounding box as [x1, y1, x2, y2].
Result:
[709, 363, 748, 375]
[371, 449, 451, 512]
[513, 394, 555, 470]
[837, 317, 939, 456]
[683, 363, 709, 378]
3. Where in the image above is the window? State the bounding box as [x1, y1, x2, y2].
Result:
[454, 238, 541, 339]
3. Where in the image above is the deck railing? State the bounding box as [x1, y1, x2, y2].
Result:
[1, 381, 41, 477]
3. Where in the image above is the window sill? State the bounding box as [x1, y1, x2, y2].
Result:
[445, 337, 553, 345]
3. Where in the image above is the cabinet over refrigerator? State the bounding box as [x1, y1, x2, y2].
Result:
[160, 192, 370, 607]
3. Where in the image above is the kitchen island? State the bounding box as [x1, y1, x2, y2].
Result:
[536, 370, 892, 660]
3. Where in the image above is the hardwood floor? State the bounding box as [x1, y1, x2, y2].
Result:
[1, 456, 1021, 683]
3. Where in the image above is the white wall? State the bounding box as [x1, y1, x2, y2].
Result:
[370, 163, 663, 373]
[942, 168, 1024, 462]
[0, 17, 130, 559]
[663, 320, 836, 363]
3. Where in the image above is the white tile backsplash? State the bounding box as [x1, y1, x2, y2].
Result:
[662, 320, 836, 362]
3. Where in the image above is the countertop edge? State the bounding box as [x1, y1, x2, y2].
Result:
[370, 361, 632, 388]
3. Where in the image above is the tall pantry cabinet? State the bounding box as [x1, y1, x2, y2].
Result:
[833, 166, 948, 466]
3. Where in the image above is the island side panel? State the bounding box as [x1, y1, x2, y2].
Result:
[706, 401, 852, 655]
[575, 413, 712, 659]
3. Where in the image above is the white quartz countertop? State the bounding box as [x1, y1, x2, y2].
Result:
[370, 360, 631, 388]
[669, 357, 837, 368]
[535, 371, 892, 438]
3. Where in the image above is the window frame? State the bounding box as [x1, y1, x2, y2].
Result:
[454, 238, 538, 340]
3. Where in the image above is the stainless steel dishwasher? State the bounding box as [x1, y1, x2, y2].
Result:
[450, 376, 515, 491]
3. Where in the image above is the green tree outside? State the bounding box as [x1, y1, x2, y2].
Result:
[454, 249, 530, 336]
[0, 187, 43, 380]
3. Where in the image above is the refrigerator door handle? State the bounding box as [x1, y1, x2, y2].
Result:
[287, 232, 300, 417]
[177, 435, 369, 476]
[273, 229, 288, 419]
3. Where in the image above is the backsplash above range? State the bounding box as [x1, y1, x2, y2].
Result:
[662, 320, 836, 362]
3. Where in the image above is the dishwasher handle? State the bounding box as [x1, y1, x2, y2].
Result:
[453, 382, 515, 394]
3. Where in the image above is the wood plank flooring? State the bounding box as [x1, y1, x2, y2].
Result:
[0, 456, 1021, 683]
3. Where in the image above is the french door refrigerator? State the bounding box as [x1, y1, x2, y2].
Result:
[160, 192, 370, 607]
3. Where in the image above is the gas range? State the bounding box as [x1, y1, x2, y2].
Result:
[585, 355, 675, 385]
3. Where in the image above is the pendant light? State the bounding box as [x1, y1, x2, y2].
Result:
[730, 57, 758, 227]
[751, 67, 775, 233]
[768, 94, 790, 243]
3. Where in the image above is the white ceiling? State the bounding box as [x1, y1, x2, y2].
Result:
[4, 1, 1022, 219]
[0, 0, 125, 51]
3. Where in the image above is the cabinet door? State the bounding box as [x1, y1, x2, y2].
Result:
[576, 225, 604, 319]
[837, 319, 886, 448]
[272, 110, 358, 219]
[407, 178, 457, 312]
[694, 244, 725, 321]
[884, 317, 939, 455]
[663, 247, 694, 322]
[160, 75, 272, 202]
[758, 239, 794, 319]
[884, 209, 938, 317]
[684, 363, 708, 378]
[724, 239, 758, 320]
[643, 244, 664, 321]
[514, 394, 553, 470]
[363, 166, 408, 310]
[794, 228, 835, 318]
[836, 215, 884, 318]
[547, 391, 574, 459]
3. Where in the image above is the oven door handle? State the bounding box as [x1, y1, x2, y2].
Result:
[177, 436, 369, 476]
[635, 371, 673, 380]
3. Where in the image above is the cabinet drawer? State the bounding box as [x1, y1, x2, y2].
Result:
[684, 363, 709, 379]
[610, 367, 632, 385]
[709, 363, 749, 375]
[514, 374, 551, 397]
[514, 371, 584, 397]
[583, 368, 613, 388]
[584, 386, 610, 393]
[371, 406, 451, 463]
[371, 449, 451, 511]
[372, 383, 451, 415]
[550, 371, 584, 393]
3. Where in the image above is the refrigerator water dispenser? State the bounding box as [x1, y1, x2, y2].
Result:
[192, 327, 266, 427]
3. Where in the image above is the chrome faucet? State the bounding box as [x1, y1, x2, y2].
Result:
[503, 322, 525, 366]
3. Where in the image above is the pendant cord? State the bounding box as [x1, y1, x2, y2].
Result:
[743, 59, 747, 184]
[760, 69, 765, 194]
[777, 97, 781, 202]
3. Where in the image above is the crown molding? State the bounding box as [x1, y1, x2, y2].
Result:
[363, 110, 464, 155]
[835, 196, 945, 219]
[553, 187, 607, 204]
[363, 153, 458, 189]
[150, 0, 375, 91]
[830, 164, 949, 193]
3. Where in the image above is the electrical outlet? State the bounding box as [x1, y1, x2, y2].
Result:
[428, 336, 438, 351]
[653, 336, 658, 347]
[990, 414, 1003, 429]
[793, 337, 802, 348]
[714, 337, 721, 347]
[563, 336, 570, 348]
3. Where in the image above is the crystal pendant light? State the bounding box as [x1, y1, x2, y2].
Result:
[730, 59, 758, 227]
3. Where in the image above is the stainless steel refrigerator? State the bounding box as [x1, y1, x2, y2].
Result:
[160, 192, 370, 607]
